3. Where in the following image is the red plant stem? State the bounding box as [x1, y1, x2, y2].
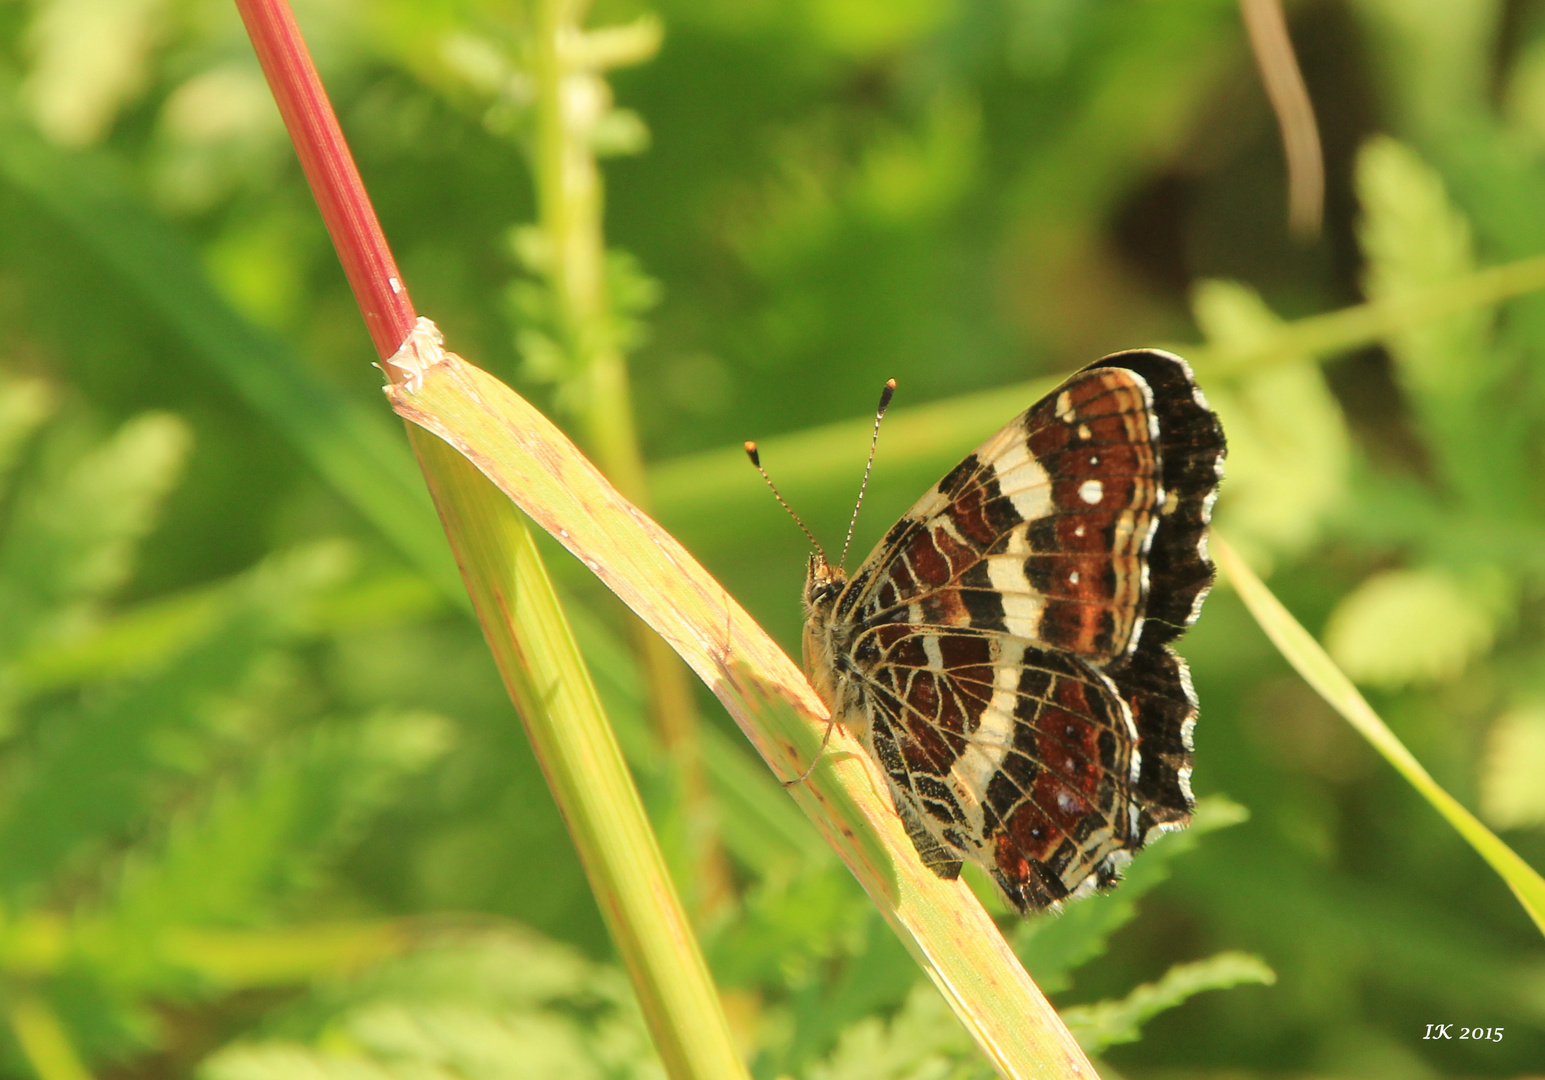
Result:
[234, 0, 417, 363]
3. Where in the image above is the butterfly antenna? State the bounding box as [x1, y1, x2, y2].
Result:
[745, 442, 826, 558]
[840, 378, 896, 571]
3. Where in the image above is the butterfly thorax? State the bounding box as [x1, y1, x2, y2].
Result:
[801, 552, 866, 727]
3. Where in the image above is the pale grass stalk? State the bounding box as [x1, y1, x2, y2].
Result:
[386, 323, 1099, 1080]
[7, 997, 93, 1080]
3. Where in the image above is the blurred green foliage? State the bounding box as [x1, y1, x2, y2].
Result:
[0, 0, 1542, 1078]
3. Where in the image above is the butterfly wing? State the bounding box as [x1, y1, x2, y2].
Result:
[855, 623, 1144, 911]
[832, 349, 1225, 912]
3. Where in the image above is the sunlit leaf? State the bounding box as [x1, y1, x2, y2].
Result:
[23, 0, 165, 145]
[1480, 705, 1545, 830]
[1190, 279, 1350, 570]
[1059, 952, 1275, 1053]
[1323, 566, 1498, 688]
[1357, 136, 1488, 405]
[0, 371, 56, 487]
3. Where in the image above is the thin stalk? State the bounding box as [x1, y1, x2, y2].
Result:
[1191, 252, 1545, 373]
[233, 3, 749, 1076]
[1239, 0, 1323, 239]
[528, 0, 727, 912]
[7, 996, 93, 1080]
[648, 250, 1545, 521]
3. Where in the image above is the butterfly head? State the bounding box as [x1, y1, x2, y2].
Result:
[803, 550, 847, 615]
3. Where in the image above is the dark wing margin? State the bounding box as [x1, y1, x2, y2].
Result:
[1083, 349, 1226, 837]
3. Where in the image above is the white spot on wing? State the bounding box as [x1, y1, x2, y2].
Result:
[1078, 479, 1104, 505]
[923, 633, 944, 671]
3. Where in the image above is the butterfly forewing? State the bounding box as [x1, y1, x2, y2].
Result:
[844, 364, 1166, 665]
[802, 349, 1225, 914]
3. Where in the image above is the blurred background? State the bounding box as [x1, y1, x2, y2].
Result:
[0, 0, 1543, 1077]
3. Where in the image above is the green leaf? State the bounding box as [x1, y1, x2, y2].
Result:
[1058, 951, 1275, 1053]
[709, 865, 869, 989]
[804, 980, 988, 1080]
[78, 711, 451, 991]
[1190, 280, 1350, 570]
[1357, 136, 1488, 406]
[1479, 704, 1545, 830]
[1015, 797, 1249, 993]
[1323, 566, 1500, 688]
[199, 927, 665, 1080]
[0, 411, 191, 657]
[0, 542, 352, 901]
[8, 580, 241, 701]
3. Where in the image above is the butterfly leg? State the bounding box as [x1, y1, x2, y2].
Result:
[782, 713, 840, 787]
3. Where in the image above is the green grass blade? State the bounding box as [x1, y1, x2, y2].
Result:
[405, 424, 749, 1080]
[5, 996, 93, 1080]
[386, 324, 1097, 1080]
[1214, 534, 1545, 937]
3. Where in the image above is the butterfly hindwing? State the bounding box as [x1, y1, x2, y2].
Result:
[859, 625, 1141, 911]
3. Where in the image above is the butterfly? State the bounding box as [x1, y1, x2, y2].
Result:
[765, 350, 1225, 914]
